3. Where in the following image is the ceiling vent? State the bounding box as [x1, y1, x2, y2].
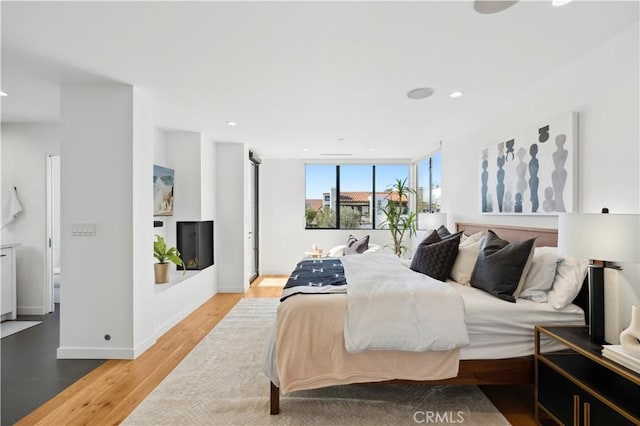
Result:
[407, 87, 435, 100]
[474, 0, 518, 14]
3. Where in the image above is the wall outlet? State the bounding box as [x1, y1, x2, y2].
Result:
[71, 223, 96, 236]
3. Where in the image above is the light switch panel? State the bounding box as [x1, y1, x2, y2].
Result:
[71, 223, 96, 236]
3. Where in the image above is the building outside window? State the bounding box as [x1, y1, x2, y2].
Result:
[305, 164, 409, 230]
[416, 151, 442, 229]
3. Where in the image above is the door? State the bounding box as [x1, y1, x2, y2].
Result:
[45, 154, 61, 313]
[1, 249, 13, 315]
[248, 153, 260, 283]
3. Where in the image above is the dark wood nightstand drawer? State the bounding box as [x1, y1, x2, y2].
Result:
[535, 326, 640, 426]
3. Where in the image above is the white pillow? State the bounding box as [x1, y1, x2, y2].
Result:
[363, 244, 381, 254]
[464, 231, 485, 245]
[450, 232, 484, 285]
[325, 244, 346, 257]
[547, 253, 589, 310]
[518, 248, 562, 302]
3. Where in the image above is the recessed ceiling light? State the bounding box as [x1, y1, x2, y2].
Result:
[407, 87, 435, 100]
[367, 148, 375, 152]
[226, 121, 237, 126]
[0, 91, 7, 97]
[474, 0, 518, 14]
[449, 91, 464, 98]
[301, 148, 309, 152]
[552, 0, 573, 6]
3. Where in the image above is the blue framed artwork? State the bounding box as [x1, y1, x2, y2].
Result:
[153, 165, 175, 216]
[480, 112, 577, 215]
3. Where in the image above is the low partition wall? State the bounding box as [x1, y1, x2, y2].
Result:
[153, 266, 217, 339]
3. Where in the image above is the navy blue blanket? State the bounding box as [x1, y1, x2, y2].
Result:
[280, 258, 348, 302]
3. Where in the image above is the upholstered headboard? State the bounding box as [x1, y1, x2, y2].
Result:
[454, 222, 589, 324]
[455, 222, 558, 247]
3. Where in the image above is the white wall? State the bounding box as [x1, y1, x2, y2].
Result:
[59, 83, 138, 358]
[166, 131, 202, 222]
[132, 88, 156, 356]
[153, 266, 216, 337]
[200, 139, 216, 220]
[158, 130, 204, 253]
[216, 142, 248, 291]
[1, 123, 60, 314]
[442, 23, 639, 330]
[260, 159, 397, 274]
[151, 129, 218, 337]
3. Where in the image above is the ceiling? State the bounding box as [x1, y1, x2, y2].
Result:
[2, 1, 638, 159]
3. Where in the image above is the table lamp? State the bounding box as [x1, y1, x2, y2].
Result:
[418, 212, 448, 232]
[558, 210, 640, 343]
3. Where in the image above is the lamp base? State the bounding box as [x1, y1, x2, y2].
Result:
[588, 264, 605, 344]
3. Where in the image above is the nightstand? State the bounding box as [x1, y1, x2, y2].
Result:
[535, 325, 640, 425]
[303, 250, 324, 259]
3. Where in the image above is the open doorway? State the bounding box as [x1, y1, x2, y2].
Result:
[45, 154, 60, 313]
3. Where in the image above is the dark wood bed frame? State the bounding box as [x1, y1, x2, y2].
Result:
[270, 222, 589, 414]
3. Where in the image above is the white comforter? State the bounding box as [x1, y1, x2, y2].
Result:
[341, 254, 469, 352]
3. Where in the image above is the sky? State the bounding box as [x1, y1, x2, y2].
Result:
[305, 164, 410, 199]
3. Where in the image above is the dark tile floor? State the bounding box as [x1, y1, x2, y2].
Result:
[1, 305, 104, 425]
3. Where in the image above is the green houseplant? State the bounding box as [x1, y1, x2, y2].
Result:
[380, 178, 417, 257]
[153, 234, 185, 284]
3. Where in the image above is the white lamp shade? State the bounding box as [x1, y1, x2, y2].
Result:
[418, 212, 447, 231]
[558, 213, 640, 263]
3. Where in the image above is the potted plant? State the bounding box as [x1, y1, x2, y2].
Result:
[153, 234, 185, 284]
[380, 178, 417, 257]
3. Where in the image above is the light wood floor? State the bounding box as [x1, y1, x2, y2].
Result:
[17, 276, 537, 425]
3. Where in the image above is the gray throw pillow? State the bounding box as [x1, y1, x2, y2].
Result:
[410, 230, 462, 281]
[436, 225, 452, 239]
[470, 230, 536, 303]
[345, 234, 370, 255]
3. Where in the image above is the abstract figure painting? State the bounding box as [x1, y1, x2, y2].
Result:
[154, 165, 175, 216]
[480, 112, 576, 215]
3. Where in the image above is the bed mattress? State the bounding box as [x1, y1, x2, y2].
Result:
[449, 281, 585, 359]
[262, 281, 584, 394]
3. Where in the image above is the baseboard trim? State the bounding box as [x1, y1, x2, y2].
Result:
[18, 306, 46, 315]
[57, 346, 135, 359]
[216, 286, 245, 293]
[133, 335, 157, 358]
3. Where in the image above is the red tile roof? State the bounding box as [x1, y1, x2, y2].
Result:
[305, 199, 324, 210]
[339, 191, 371, 204]
[307, 192, 408, 208]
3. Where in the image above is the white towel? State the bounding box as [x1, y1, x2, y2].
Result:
[2, 187, 23, 229]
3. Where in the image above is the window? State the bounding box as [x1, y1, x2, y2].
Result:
[375, 164, 411, 229]
[305, 165, 336, 229]
[305, 164, 409, 229]
[416, 151, 442, 229]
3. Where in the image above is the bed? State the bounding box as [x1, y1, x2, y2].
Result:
[264, 223, 589, 415]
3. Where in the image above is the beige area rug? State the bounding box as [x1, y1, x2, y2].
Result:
[258, 277, 287, 287]
[124, 298, 509, 425]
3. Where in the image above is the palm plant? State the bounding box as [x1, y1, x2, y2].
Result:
[379, 178, 417, 257]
